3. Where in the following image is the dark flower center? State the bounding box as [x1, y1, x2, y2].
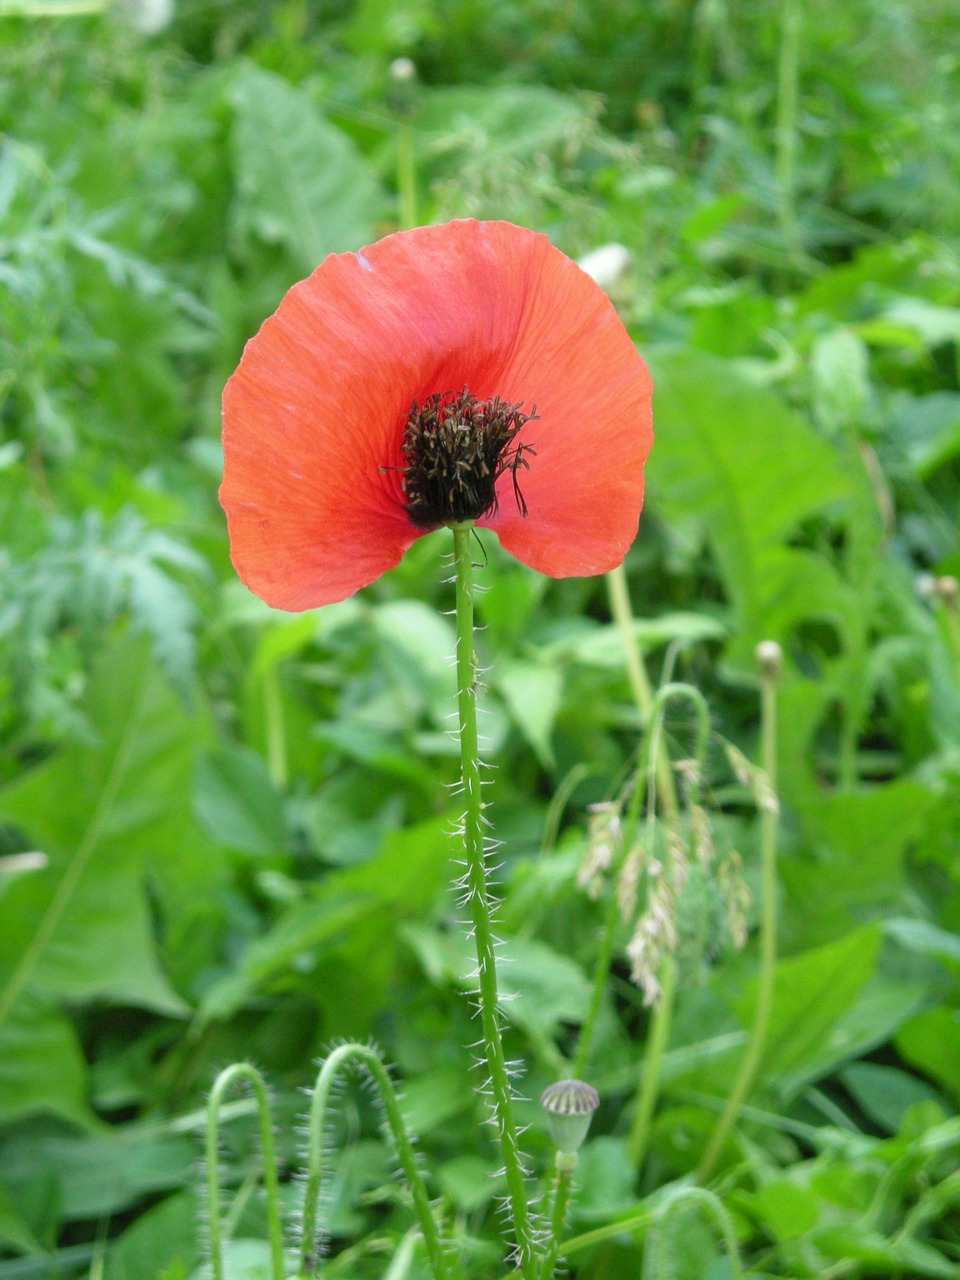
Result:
[399, 388, 538, 528]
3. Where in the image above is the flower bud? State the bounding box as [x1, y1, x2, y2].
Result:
[540, 1079, 600, 1157]
[387, 57, 419, 115]
[937, 575, 958, 607]
[755, 639, 783, 680]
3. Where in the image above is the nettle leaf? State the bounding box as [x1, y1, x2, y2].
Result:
[0, 638, 209, 1124]
[229, 65, 385, 271]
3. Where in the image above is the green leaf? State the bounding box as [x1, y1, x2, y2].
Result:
[896, 1006, 960, 1099]
[0, 997, 88, 1127]
[105, 1192, 198, 1280]
[496, 660, 563, 769]
[0, 638, 205, 1123]
[415, 84, 587, 167]
[2, 1125, 196, 1221]
[783, 780, 936, 947]
[737, 924, 881, 1092]
[229, 65, 384, 271]
[540, 612, 727, 667]
[0, 1179, 39, 1254]
[840, 1062, 946, 1133]
[194, 746, 287, 855]
[646, 347, 853, 670]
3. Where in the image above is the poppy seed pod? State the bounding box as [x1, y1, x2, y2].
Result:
[540, 1079, 600, 1159]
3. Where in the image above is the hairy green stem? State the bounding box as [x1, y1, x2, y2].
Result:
[539, 1160, 574, 1280]
[299, 1042, 449, 1280]
[205, 1063, 284, 1280]
[642, 1187, 744, 1280]
[452, 525, 538, 1278]
[698, 662, 780, 1181]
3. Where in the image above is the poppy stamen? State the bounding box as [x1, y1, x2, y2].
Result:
[400, 388, 538, 529]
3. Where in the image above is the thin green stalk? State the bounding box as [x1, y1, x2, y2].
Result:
[299, 1042, 449, 1280]
[775, 0, 803, 263]
[628, 683, 709, 1169]
[205, 1063, 284, 1280]
[606, 566, 679, 823]
[539, 1162, 574, 1280]
[262, 666, 288, 790]
[627, 952, 676, 1168]
[606, 565, 654, 718]
[451, 525, 538, 1278]
[698, 652, 780, 1182]
[397, 118, 418, 231]
[571, 863, 624, 1079]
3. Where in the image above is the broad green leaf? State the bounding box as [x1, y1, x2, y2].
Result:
[0, 639, 207, 1122]
[0, 1179, 39, 1254]
[0, 997, 88, 1128]
[498, 936, 592, 1038]
[229, 65, 384, 271]
[198, 813, 452, 1025]
[810, 328, 870, 434]
[194, 746, 287, 855]
[2, 1125, 195, 1221]
[737, 924, 881, 1090]
[105, 1192, 198, 1280]
[371, 599, 458, 719]
[539, 612, 727, 667]
[646, 347, 853, 669]
[884, 917, 960, 968]
[572, 1138, 636, 1223]
[782, 780, 936, 948]
[436, 1155, 502, 1213]
[840, 1063, 946, 1133]
[895, 1006, 960, 1099]
[496, 659, 563, 769]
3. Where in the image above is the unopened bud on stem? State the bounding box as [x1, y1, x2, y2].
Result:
[755, 639, 783, 680]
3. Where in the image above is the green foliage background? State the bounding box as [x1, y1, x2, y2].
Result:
[1, 1, 959, 1277]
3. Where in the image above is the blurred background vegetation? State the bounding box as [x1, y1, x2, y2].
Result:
[1, 1, 960, 1277]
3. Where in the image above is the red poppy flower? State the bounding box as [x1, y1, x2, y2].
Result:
[221, 219, 653, 610]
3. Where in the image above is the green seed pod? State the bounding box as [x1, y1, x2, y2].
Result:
[540, 1079, 600, 1156]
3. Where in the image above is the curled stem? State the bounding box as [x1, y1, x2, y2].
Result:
[299, 1042, 450, 1280]
[642, 1187, 744, 1280]
[451, 525, 538, 1277]
[205, 1062, 285, 1280]
[698, 659, 780, 1182]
